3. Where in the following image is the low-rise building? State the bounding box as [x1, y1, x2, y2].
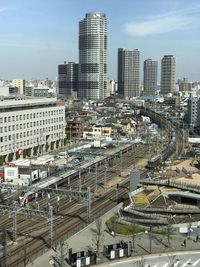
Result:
[66, 117, 84, 139]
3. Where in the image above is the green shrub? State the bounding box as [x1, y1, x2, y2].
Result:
[106, 217, 144, 235]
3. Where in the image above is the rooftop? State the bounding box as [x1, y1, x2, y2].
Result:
[0, 97, 59, 109]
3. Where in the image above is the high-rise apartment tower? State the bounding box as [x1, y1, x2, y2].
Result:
[118, 48, 140, 98]
[143, 59, 158, 96]
[78, 13, 107, 99]
[160, 55, 176, 95]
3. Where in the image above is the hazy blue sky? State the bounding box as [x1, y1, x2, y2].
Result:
[0, 0, 200, 82]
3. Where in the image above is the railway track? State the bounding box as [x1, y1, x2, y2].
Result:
[0, 144, 151, 266]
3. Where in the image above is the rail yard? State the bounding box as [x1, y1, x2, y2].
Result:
[0, 107, 186, 267]
[0, 141, 154, 267]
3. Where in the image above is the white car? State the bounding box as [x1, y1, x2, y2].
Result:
[57, 152, 68, 159]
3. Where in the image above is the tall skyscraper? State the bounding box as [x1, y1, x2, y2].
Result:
[160, 55, 176, 95]
[143, 59, 158, 96]
[58, 62, 78, 98]
[78, 13, 107, 99]
[117, 48, 140, 98]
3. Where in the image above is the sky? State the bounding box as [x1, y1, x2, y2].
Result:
[0, 0, 200, 82]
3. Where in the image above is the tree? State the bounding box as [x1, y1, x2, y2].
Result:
[91, 219, 105, 256]
[136, 256, 145, 267]
[109, 214, 117, 236]
[167, 254, 177, 267]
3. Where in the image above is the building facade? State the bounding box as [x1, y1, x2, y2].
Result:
[106, 80, 118, 96]
[12, 79, 25, 95]
[118, 48, 140, 98]
[0, 98, 65, 161]
[187, 97, 200, 128]
[58, 62, 78, 98]
[78, 13, 107, 100]
[160, 55, 176, 95]
[143, 59, 158, 96]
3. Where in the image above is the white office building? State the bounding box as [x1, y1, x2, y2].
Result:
[0, 98, 65, 162]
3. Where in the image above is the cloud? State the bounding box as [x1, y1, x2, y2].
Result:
[123, 6, 200, 37]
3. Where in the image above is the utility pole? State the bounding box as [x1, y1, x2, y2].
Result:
[104, 159, 107, 187]
[60, 241, 65, 267]
[2, 228, 7, 267]
[95, 163, 98, 192]
[87, 187, 91, 223]
[13, 210, 17, 243]
[120, 150, 122, 173]
[149, 225, 152, 254]
[78, 170, 82, 191]
[48, 205, 53, 248]
[167, 220, 171, 247]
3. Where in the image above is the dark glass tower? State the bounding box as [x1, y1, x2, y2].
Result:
[58, 62, 78, 97]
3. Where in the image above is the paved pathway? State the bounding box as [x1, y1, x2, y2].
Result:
[28, 202, 200, 267]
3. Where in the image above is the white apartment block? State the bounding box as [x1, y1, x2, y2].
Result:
[12, 79, 25, 95]
[0, 98, 65, 161]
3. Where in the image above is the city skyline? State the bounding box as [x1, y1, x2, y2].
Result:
[0, 0, 200, 81]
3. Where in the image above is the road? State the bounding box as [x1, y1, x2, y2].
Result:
[97, 251, 200, 267]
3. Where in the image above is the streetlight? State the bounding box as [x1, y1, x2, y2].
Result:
[145, 225, 152, 254]
[167, 214, 176, 247]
